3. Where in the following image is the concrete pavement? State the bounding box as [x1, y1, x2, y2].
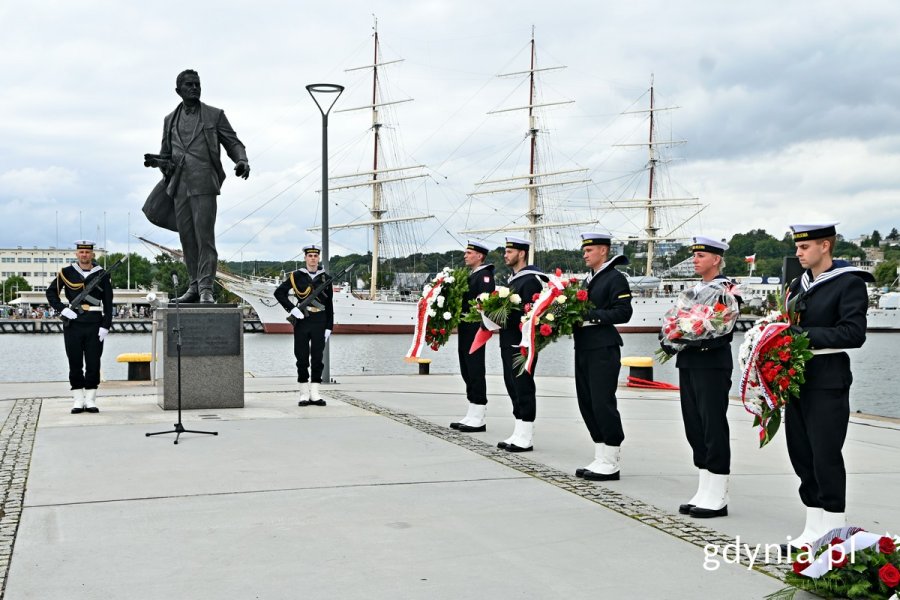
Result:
[2, 373, 896, 598]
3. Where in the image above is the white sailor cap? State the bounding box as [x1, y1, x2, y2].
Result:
[690, 236, 729, 256]
[303, 244, 321, 255]
[74, 240, 96, 250]
[790, 222, 839, 242]
[505, 236, 530, 251]
[580, 232, 612, 247]
[466, 240, 490, 255]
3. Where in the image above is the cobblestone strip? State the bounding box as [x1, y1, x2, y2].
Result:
[330, 391, 791, 581]
[0, 399, 42, 599]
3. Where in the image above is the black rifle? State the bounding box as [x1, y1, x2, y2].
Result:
[286, 265, 351, 325]
[60, 258, 125, 323]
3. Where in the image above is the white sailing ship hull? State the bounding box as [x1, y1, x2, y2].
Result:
[221, 277, 417, 334]
[866, 308, 900, 331]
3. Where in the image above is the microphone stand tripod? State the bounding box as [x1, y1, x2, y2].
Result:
[146, 276, 218, 444]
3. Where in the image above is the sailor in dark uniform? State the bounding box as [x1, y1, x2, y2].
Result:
[45, 240, 114, 414]
[450, 240, 496, 433]
[783, 222, 872, 547]
[669, 236, 739, 519]
[274, 244, 334, 407]
[573, 233, 633, 481]
[496, 236, 548, 452]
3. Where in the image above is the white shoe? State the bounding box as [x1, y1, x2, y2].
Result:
[298, 383, 310, 405]
[506, 421, 533, 451]
[456, 404, 478, 427]
[71, 389, 86, 413]
[818, 511, 847, 541]
[690, 473, 728, 518]
[499, 420, 522, 448]
[679, 469, 709, 514]
[462, 405, 486, 428]
[787, 507, 824, 550]
[583, 444, 621, 480]
[309, 382, 326, 405]
[83, 389, 99, 413]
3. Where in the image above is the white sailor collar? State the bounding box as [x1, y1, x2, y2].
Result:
[73, 263, 103, 278]
[298, 267, 326, 279]
[800, 262, 874, 292]
[585, 254, 628, 285]
[472, 263, 494, 274]
[508, 265, 543, 283]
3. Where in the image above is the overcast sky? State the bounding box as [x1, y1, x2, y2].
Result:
[3, 0, 900, 263]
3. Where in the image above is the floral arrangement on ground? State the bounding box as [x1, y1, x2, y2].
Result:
[766, 530, 900, 600]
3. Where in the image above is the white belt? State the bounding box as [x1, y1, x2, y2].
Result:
[809, 348, 845, 356]
[80, 306, 104, 312]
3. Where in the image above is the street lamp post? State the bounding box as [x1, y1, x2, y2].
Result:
[306, 83, 344, 384]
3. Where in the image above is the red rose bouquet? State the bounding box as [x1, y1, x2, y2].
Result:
[514, 269, 594, 375]
[775, 530, 900, 599]
[405, 267, 469, 359]
[655, 281, 741, 364]
[738, 309, 814, 448]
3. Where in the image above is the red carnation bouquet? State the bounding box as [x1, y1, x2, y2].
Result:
[775, 529, 900, 599]
[655, 281, 741, 364]
[514, 269, 594, 375]
[738, 309, 814, 448]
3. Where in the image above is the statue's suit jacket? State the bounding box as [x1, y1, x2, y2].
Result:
[159, 102, 248, 198]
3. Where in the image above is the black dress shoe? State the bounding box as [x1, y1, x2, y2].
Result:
[583, 469, 620, 481]
[575, 468, 586, 478]
[497, 441, 510, 449]
[678, 503, 695, 515]
[505, 443, 533, 453]
[457, 423, 486, 433]
[449, 421, 462, 430]
[199, 289, 215, 303]
[85, 407, 99, 414]
[176, 289, 200, 303]
[298, 400, 310, 406]
[71, 407, 84, 414]
[309, 399, 327, 406]
[689, 505, 728, 518]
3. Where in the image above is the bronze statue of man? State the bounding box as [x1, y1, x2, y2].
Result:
[145, 69, 250, 303]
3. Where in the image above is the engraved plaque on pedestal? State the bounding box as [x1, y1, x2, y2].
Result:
[155, 306, 244, 410]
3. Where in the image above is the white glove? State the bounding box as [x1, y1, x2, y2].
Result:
[98, 327, 109, 342]
[61, 307, 78, 320]
[324, 329, 332, 342]
[290, 307, 305, 320]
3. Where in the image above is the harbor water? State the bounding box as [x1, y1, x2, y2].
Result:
[0, 331, 897, 418]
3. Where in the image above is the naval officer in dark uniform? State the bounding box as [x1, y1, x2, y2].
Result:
[450, 240, 496, 433]
[274, 244, 334, 407]
[496, 236, 548, 452]
[783, 222, 872, 548]
[45, 240, 114, 414]
[573, 232, 633, 481]
[669, 236, 739, 519]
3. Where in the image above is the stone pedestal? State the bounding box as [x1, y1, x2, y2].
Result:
[155, 305, 244, 410]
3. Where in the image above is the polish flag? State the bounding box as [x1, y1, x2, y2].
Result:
[744, 254, 756, 263]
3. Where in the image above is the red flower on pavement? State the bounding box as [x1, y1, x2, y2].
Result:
[879, 536, 897, 554]
[830, 548, 849, 568]
[792, 559, 809, 575]
[880, 563, 900, 588]
[576, 289, 588, 301]
[539, 324, 553, 337]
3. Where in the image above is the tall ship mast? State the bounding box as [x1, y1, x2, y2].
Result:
[462, 29, 594, 263]
[612, 75, 703, 276]
[316, 22, 432, 298]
